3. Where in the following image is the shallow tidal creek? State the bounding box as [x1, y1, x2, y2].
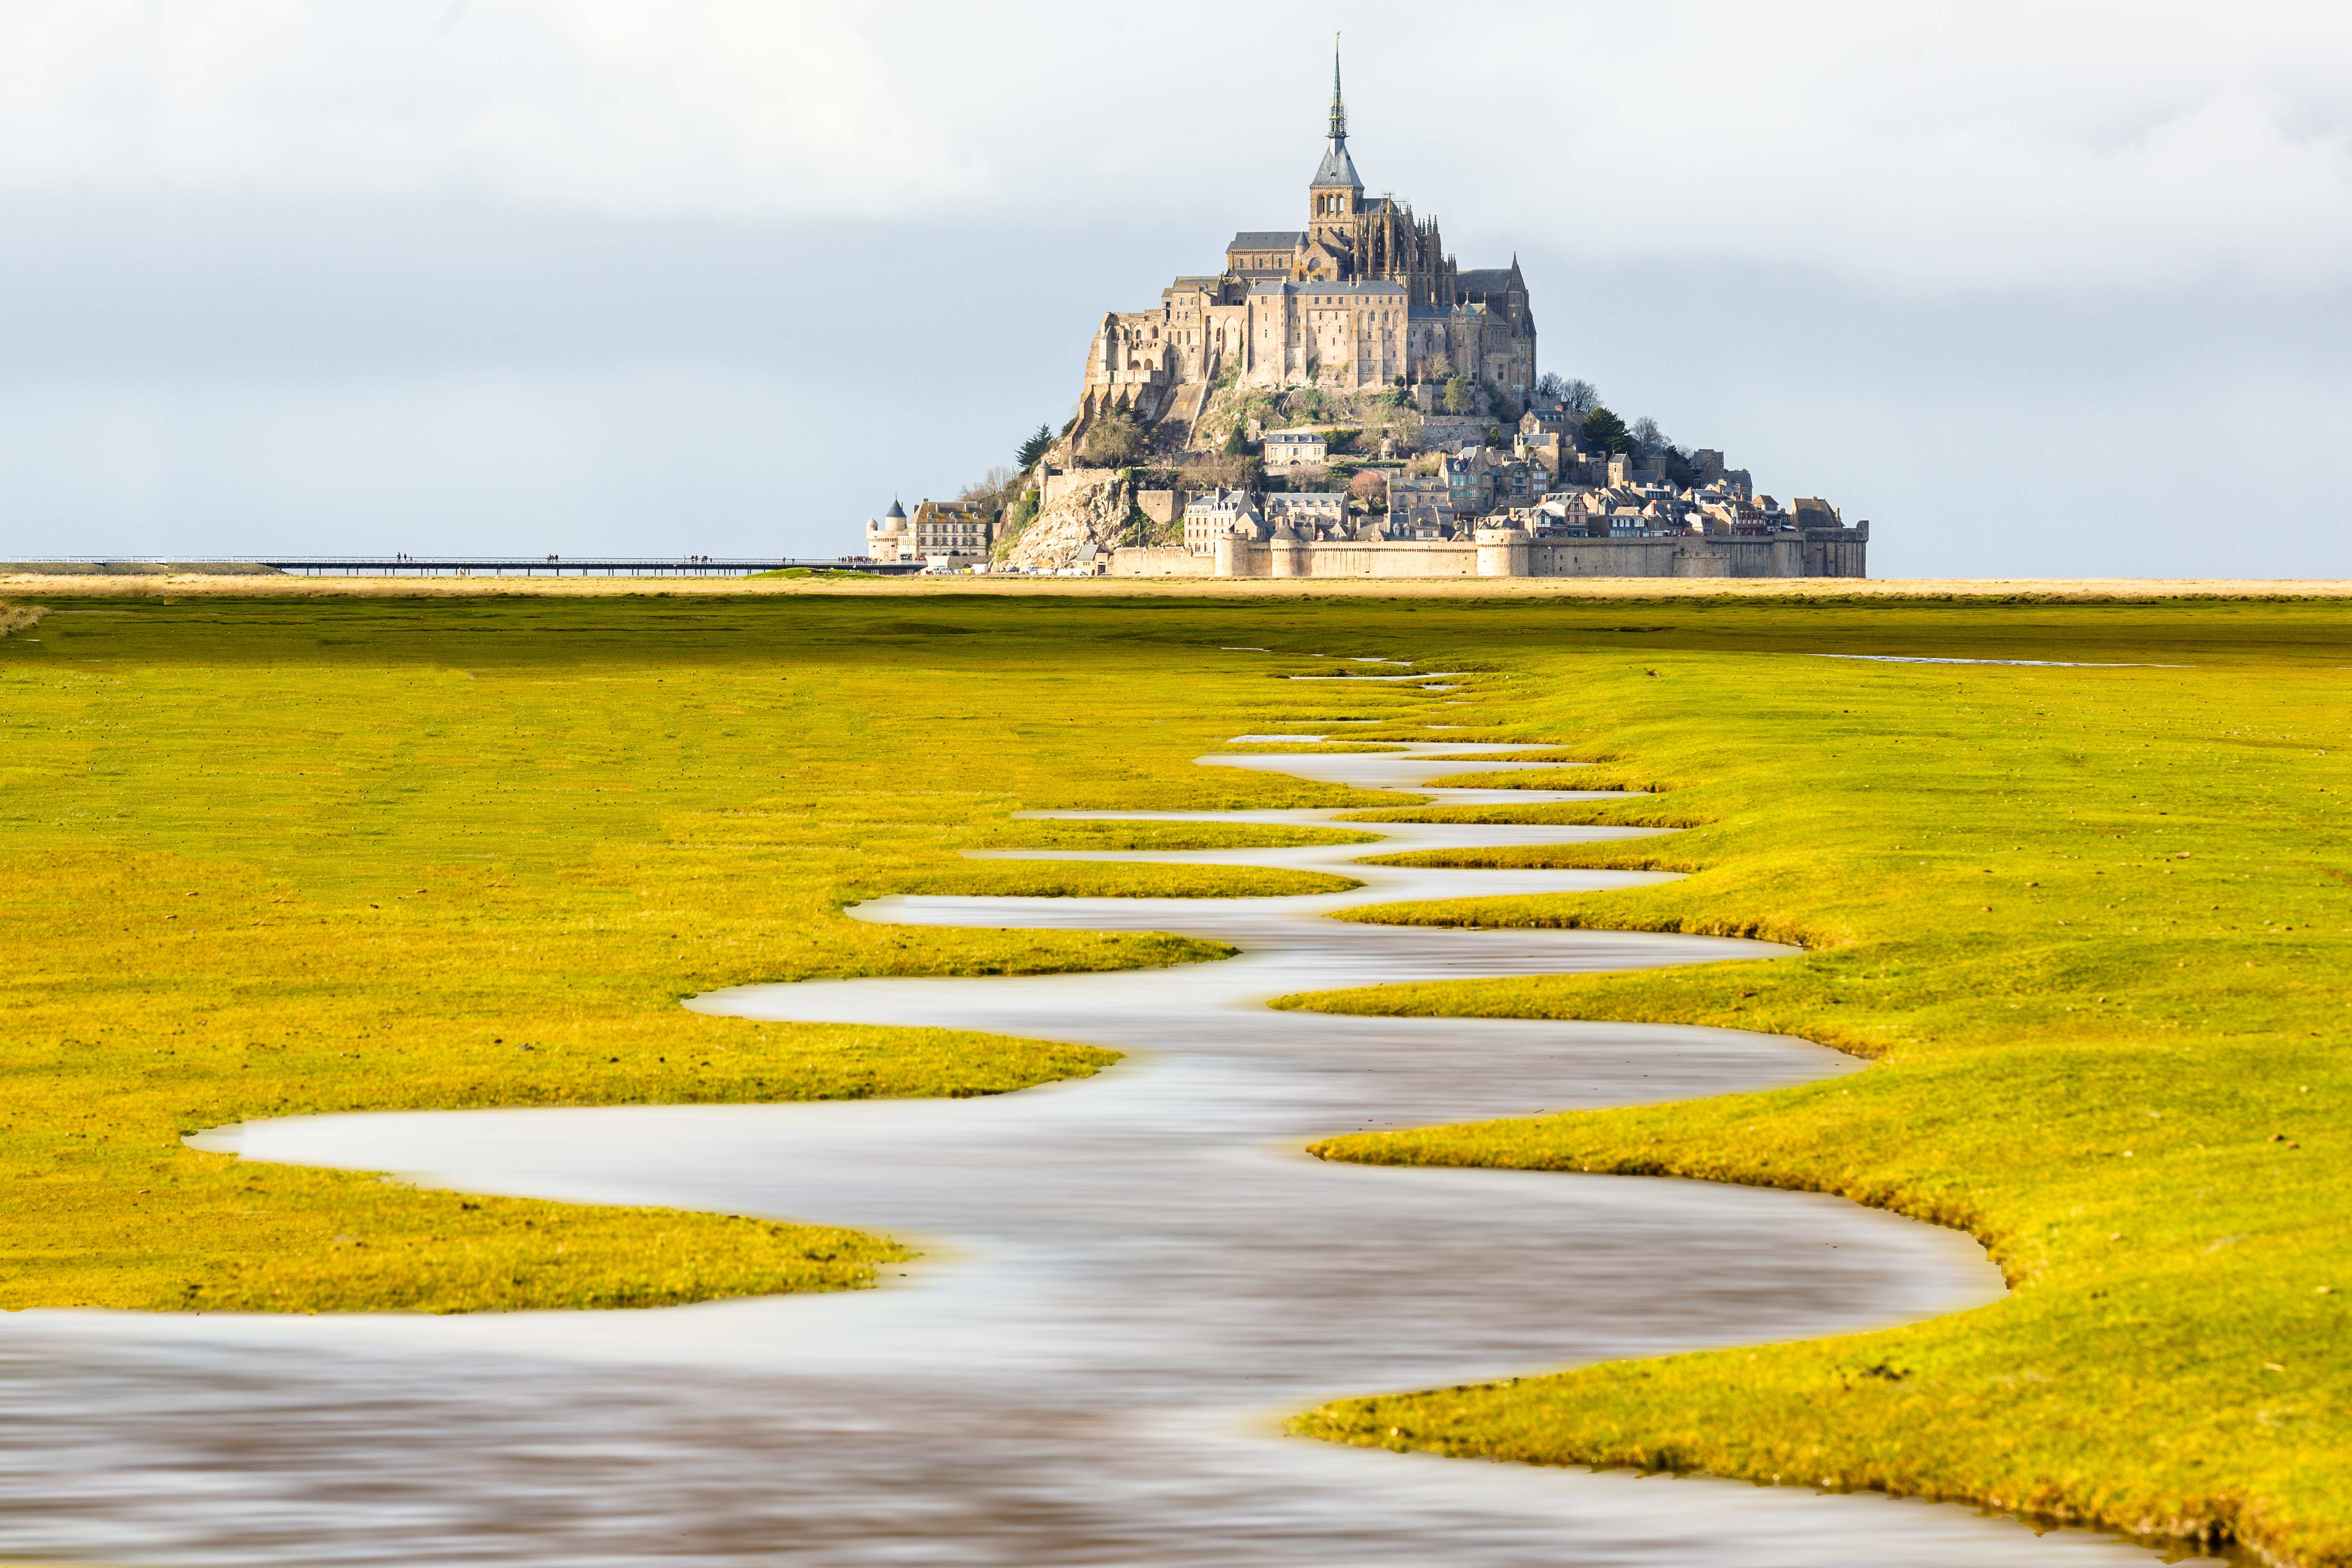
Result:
[0, 737, 2198, 1565]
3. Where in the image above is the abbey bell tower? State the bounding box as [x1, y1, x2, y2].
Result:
[1306, 43, 1362, 246]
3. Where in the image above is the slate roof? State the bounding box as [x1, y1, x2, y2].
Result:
[1455, 268, 1518, 295]
[1230, 231, 1305, 250]
[1312, 140, 1362, 188]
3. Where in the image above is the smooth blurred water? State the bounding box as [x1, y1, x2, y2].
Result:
[0, 739, 2199, 1565]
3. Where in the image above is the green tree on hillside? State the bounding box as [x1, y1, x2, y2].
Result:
[1581, 404, 1634, 454]
[1015, 424, 1054, 472]
[1081, 412, 1144, 468]
[1442, 375, 1472, 414]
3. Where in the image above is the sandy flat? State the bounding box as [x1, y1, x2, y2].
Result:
[6, 571, 2352, 601]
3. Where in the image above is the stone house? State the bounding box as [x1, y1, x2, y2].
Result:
[1520, 407, 1575, 441]
[1494, 458, 1541, 508]
[1443, 449, 1495, 515]
[1263, 491, 1347, 537]
[1390, 474, 1452, 519]
[1183, 489, 1264, 555]
[1263, 430, 1330, 469]
[909, 499, 992, 565]
[1515, 429, 1565, 479]
[1605, 452, 1670, 489]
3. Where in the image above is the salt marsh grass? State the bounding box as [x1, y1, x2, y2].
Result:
[7, 587, 2349, 1560]
[1287, 600, 2352, 1563]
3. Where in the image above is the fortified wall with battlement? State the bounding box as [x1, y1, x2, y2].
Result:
[1110, 522, 1868, 580]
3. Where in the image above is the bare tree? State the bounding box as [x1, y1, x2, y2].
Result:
[960, 464, 1016, 503]
[1560, 378, 1600, 415]
[1631, 415, 1666, 449]
[953, 464, 1020, 525]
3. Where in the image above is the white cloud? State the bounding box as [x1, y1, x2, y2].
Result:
[2, 0, 2352, 293]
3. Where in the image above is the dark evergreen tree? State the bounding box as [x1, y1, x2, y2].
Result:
[1015, 423, 1054, 472]
[1581, 405, 1634, 454]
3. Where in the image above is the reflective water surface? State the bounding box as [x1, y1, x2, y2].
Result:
[0, 740, 2197, 1565]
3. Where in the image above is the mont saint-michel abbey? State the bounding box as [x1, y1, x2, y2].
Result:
[1078, 58, 1534, 426]
[865, 52, 1867, 581]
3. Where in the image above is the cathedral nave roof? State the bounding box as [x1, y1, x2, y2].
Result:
[1454, 268, 1520, 296]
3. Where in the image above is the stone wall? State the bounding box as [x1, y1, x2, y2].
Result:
[1133, 489, 1189, 526]
[1219, 540, 1480, 579]
[1207, 525, 1867, 580]
[1413, 415, 1503, 451]
[1107, 547, 1213, 577]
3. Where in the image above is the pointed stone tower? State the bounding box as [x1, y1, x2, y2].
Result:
[1306, 38, 1362, 259]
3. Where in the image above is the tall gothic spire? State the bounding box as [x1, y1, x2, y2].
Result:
[1310, 34, 1362, 192]
[1329, 35, 1346, 145]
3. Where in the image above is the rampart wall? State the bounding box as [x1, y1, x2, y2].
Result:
[1107, 548, 1210, 577]
[1108, 524, 1867, 580]
[1134, 490, 1188, 526]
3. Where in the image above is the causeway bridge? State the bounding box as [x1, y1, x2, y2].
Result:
[8, 556, 922, 579]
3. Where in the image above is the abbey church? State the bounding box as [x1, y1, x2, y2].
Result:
[1075, 56, 1536, 432]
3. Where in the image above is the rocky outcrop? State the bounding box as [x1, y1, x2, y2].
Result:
[1189, 384, 1426, 455]
[1001, 469, 1131, 573]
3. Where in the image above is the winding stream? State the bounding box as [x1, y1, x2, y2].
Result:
[0, 734, 2195, 1565]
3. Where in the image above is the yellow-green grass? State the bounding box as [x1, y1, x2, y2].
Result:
[11, 589, 2352, 1562]
[966, 821, 1386, 852]
[1281, 613, 2352, 1564]
[1210, 741, 1414, 754]
[0, 596, 1414, 1313]
[866, 861, 1358, 898]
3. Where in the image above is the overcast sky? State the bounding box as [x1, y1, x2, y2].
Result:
[3, 1, 2350, 576]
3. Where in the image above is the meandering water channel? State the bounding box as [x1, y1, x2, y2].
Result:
[0, 729, 2199, 1565]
